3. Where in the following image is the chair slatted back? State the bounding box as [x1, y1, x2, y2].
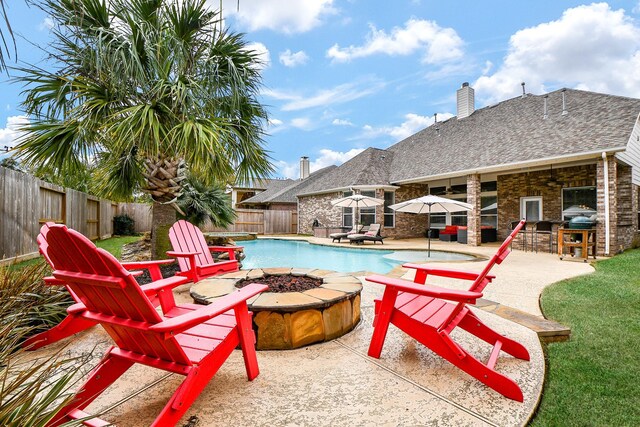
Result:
[43, 224, 191, 365]
[469, 220, 525, 293]
[365, 223, 381, 236]
[38, 222, 82, 302]
[169, 220, 214, 272]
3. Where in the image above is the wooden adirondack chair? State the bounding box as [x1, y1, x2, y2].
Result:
[169, 220, 242, 282]
[367, 220, 530, 401]
[41, 224, 267, 427]
[23, 222, 176, 350]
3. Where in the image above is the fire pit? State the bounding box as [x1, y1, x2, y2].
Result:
[190, 268, 362, 350]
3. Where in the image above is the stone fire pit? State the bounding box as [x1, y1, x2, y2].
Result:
[190, 267, 362, 350]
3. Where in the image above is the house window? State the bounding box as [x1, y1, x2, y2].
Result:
[520, 196, 542, 221]
[450, 197, 468, 226]
[562, 186, 596, 220]
[359, 190, 376, 225]
[384, 191, 395, 228]
[342, 191, 353, 227]
[481, 196, 498, 227]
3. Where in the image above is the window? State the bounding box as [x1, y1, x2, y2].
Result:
[342, 191, 353, 227]
[520, 196, 542, 221]
[384, 191, 395, 227]
[450, 197, 468, 226]
[562, 187, 596, 220]
[359, 190, 376, 225]
[429, 186, 446, 196]
[481, 196, 497, 227]
[481, 181, 497, 192]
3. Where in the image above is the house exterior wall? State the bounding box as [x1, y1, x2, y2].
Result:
[298, 192, 342, 234]
[384, 184, 429, 238]
[614, 163, 637, 251]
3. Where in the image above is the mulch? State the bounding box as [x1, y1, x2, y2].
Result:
[134, 263, 180, 285]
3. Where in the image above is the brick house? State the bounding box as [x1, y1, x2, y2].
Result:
[296, 84, 640, 255]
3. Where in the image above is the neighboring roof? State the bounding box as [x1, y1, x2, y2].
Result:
[388, 88, 640, 183]
[297, 147, 394, 196]
[232, 178, 281, 191]
[240, 165, 337, 204]
[298, 88, 640, 196]
[238, 178, 295, 204]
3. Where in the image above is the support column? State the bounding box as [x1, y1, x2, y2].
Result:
[596, 155, 617, 255]
[467, 174, 482, 246]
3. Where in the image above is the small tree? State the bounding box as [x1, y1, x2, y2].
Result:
[14, 0, 272, 257]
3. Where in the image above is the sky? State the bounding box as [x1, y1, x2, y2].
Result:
[2, 1, 640, 179]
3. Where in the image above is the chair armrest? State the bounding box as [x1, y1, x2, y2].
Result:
[149, 283, 268, 335]
[123, 259, 175, 281]
[140, 275, 190, 296]
[208, 245, 241, 261]
[366, 275, 482, 303]
[402, 263, 495, 282]
[43, 276, 66, 286]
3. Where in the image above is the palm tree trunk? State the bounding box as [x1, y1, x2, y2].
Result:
[150, 201, 176, 259]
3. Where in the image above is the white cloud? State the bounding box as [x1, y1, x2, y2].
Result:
[279, 49, 309, 67]
[290, 117, 313, 130]
[263, 79, 384, 111]
[332, 118, 353, 126]
[361, 112, 453, 142]
[276, 147, 365, 178]
[244, 42, 271, 69]
[39, 16, 54, 31]
[326, 19, 464, 64]
[474, 3, 640, 103]
[0, 116, 29, 151]
[268, 118, 284, 126]
[221, 0, 336, 34]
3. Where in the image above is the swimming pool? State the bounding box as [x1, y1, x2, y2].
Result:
[240, 239, 475, 273]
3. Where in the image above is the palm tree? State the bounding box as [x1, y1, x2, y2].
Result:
[13, 0, 273, 257]
[0, 0, 15, 72]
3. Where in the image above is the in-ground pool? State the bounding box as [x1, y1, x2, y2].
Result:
[239, 239, 475, 273]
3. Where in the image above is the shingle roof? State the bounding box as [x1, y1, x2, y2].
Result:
[297, 148, 394, 196]
[298, 88, 640, 195]
[388, 88, 640, 182]
[240, 165, 337, 204]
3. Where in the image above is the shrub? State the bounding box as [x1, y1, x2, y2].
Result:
[0, 262, 85, 426]
[113, 214, 136, 235]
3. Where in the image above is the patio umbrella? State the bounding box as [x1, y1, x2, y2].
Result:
[331, 194, 385, 227]
[389, 195, 473, 257]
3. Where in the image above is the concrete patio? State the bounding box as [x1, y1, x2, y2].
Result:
[23, 239, 594, 426]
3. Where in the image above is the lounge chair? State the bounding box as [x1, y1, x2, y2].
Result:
[168, 220, 242, 282]
[41, 224, 267, 427]
[367, 220, 530, 401]
[329, 224, 364, 242]
[348, 223, 384, 244]
[23, 222, 176, 350]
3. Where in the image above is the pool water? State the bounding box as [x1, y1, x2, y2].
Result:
[240, 239, 475, 274]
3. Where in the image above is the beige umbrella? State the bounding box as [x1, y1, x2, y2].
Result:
[331, 194, 385, 226]
[390, 195, 473, 256]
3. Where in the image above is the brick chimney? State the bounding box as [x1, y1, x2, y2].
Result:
[300, 156, 310, 180]
[456, 82, 475, 119]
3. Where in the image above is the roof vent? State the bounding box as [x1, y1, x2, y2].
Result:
[521, 82, 526, 98]
[456, 83, 475, 119]
[561, 89, 568, 116]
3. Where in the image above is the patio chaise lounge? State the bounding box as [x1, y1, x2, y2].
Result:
[366, 220, 530, 401]
[329, 224, 364, 242]
[348, 223, 385, 244]
[41, 224, 267, 427]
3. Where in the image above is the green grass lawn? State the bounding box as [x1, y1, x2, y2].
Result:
[531, 249, 640, 426]
[8, 235, 143, 270]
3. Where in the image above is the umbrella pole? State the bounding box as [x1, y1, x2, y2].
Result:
[428, 205, 431, 257]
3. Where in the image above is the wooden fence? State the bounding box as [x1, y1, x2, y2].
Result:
[204, 208, 298, 235]
[0, 166, 152, 263]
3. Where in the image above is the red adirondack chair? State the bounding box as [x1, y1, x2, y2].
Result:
[41, 224, 267, 427]
[168, 220, 242, 282]
[367, 220, 530, 401]
[23, 222, 176, 350]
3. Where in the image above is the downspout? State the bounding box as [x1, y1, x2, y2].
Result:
[602, 152, 610, 256]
